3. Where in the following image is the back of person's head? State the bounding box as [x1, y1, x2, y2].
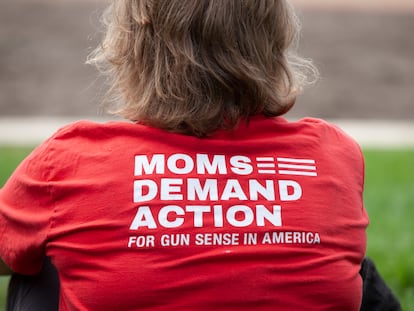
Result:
[89, 0, 318, 137]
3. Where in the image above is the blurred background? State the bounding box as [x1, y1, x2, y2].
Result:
[0, 0, 413, 120]
[0, 0, 413, 309]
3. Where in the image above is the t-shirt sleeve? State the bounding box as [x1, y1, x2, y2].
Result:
[0, 139, 57, 275]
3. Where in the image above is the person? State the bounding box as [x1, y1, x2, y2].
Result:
[3, 257, 402, 311]
[5, 257, 59, 311]
[0, 0, 373, 310]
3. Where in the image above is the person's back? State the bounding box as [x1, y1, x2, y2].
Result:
[1, 117, 367, 310]
[0, 1, 369, 310]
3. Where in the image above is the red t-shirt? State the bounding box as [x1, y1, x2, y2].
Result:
[0, 116, 368, 310]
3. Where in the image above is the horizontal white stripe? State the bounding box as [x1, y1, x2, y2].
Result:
[257, 163, 276, 168]
[256, 157, 275, 161]
[258, 170, 277, 174]
[277, 157, 316, 164]
[278, 170, 318, 177]
[277, 164, 316, 170]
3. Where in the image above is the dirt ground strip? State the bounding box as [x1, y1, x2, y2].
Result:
[0, 1, 413, 120]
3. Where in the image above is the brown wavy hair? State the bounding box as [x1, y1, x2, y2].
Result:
[88, 0, 318, 137]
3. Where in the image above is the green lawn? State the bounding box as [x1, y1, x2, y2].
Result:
[0, 146, 34, 310]
[0, 146, 413, 310]
[363, 149, 414, 309]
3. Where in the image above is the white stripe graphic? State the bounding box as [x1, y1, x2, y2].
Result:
[256, 157, 275, 161]
[257, 163, 276, 168]
[256, 157, 276, 174]
[277, 163, 316, 170]
[258, 170, 277, 174]
[277, 157, 318, 177]
[278, 170, 318, 177]
[277, 157, 315, 164]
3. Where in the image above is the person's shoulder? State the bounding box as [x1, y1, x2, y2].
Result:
[296, 117, 360, 146]
[296, 117, 364, 162]
[295, 117, 338, 129]
[52, 119, 129, 135]
[48, 119, 141, 142]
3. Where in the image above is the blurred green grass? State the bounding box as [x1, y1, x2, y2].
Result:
[0, 146, 413, 310]
[363, 149, 414, 310]
[0, 146, 34, 310]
